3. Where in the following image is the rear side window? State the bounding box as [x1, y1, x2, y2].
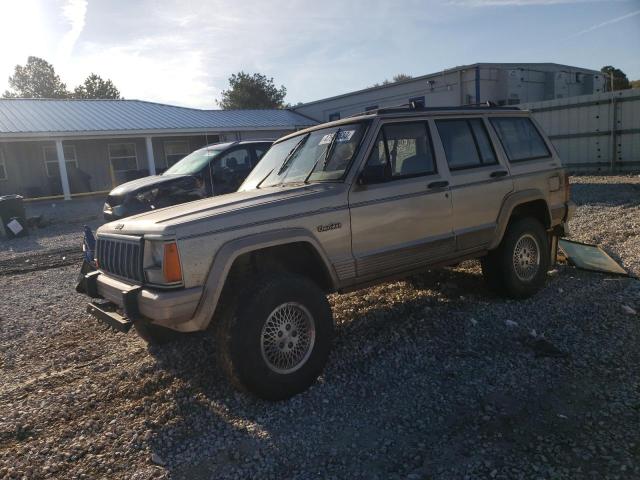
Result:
[490, 117, 550, 162]
[435, 118, 497, 170]
[365, 122, 436, 179]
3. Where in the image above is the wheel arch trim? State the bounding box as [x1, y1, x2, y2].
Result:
[489, 189, 551, 250]
[180, 228, 339, 332]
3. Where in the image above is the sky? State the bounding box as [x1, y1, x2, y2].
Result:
[0, 0, 638, 109]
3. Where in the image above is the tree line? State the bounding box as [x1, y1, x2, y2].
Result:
[3, 56, 121, 100]
[2, 56, 637, 108]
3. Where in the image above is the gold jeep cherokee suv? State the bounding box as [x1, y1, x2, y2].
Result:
[80, 103, 575, 400]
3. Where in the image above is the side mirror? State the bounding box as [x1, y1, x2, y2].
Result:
[358, 164, 388, 185]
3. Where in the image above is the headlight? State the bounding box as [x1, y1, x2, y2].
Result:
[144, 240, 183, 285]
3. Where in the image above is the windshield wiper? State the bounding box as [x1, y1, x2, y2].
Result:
[255, 168, 275, 189]
[304, 128, 341, 184]
[277, 134, 309, 176]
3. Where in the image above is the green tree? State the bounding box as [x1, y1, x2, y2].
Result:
[371, 73, 413, 88]
[218, 72, 287, 109]
[2, 56, 69, 98]
[600, 66, 631, 91]
[631, 79, 640, 89]
[73, 73, 121, 99]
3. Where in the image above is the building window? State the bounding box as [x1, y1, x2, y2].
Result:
[108, 143, 138, 172]
[204, 134, 221, 145]
[0, 148, 7, 180]
[409, 96, 425, 108]
[43, 145, 78, 177]
[328, 112, 340, 121]
[164, 140, 190, 168]
[365, 105, 378, 112]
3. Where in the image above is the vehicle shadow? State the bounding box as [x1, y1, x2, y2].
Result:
[142, 265, 519, 478]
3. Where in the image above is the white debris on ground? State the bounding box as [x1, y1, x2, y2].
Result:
[0, 175, 639, 479]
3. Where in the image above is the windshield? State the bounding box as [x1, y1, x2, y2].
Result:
[239, 122, 366, 191]
[163, 146, 225, 175]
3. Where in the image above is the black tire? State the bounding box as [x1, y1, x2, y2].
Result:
[215, 273, 334, 401]
[134, 321, 180, 344]
[481, 217, 549, 299]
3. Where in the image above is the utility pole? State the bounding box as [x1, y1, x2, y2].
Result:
[610, 71, 615, 92]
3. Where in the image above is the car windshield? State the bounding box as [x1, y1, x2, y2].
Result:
[163, 146, 225, 175]
[239, 123, 366, 191]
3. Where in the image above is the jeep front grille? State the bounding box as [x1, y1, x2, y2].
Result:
[96, 235, 144, 283]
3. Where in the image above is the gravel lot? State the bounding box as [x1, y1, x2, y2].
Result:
[1, 175, 639, 479]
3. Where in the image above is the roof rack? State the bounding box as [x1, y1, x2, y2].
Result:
[347, 100, 520, 118]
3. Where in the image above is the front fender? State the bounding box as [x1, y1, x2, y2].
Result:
[176, 228, 339, 332]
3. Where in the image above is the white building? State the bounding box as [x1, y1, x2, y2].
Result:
[294, 63, 605, 122]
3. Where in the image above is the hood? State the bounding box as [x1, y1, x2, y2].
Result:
[99, 183, 347, 237]
[109, 174, 191, 196]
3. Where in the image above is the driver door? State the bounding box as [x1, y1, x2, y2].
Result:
[349, 120, 453, 280]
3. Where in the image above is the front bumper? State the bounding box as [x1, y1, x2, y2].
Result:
[83, 270, 203, 332]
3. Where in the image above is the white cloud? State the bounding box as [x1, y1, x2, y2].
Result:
[0, 1, 51, 93]
[58, 0, 87, 59]
[72, 35, 214, 107]
[567, 9, 640, 38]
[449, 0, 612, 5]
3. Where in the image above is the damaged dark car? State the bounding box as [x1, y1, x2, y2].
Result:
[103, 140, 272, 220]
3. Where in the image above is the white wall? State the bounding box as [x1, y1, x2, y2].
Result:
[521, 89, 640, 172]
[295, 64, 606, 122]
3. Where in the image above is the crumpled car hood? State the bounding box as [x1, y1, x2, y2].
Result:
[108, 174, 191, 197]
[98, 183, 346, 237]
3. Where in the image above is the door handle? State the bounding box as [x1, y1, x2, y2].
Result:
[490, 170, 508, 178]
[428, 180, 449, 189]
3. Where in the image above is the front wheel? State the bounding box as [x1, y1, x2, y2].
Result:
[481, 217, 549, 298]
[215, 273, 334, 400]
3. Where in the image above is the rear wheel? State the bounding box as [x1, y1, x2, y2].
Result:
[215, 273, 333, 400]
[482, 217, 549, 298]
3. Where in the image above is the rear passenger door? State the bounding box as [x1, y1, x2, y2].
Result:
[434, 117, 514, 251]
[349, 120, 454, 279]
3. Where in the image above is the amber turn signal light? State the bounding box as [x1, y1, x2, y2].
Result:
[162, 242, 182, 283]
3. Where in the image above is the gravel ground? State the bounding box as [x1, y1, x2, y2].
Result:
[0, 220, 103, 275]
[1, 175, 639, 479]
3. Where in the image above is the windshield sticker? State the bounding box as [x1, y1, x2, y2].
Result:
[318, 130, 356, 145]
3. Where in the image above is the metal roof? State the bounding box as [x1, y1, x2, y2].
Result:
[0, 99, 317, 138]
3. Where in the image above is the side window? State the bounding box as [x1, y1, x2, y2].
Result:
[435, 118, 497, 170]
[213, 147, 253, 194]
[469, 119, 497, 165]
[365, 122, 436, 179]
[490, 117, 550, 162]
[254, 145, 269, 162]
